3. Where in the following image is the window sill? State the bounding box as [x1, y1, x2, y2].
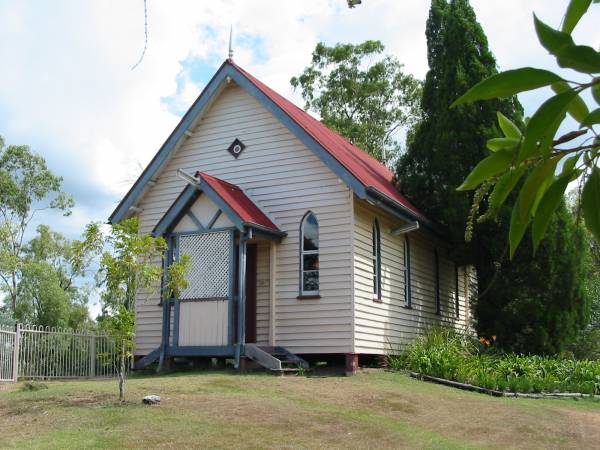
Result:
[297, 294, 321, 300]
[372, 297, 383, 303]
[403, 304, 412, 310]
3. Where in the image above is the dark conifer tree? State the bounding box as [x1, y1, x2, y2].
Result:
[396, 0, 589, 353]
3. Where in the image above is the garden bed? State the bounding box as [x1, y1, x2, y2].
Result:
[390, 327, 600, 396]
[409, 372, 596, 399]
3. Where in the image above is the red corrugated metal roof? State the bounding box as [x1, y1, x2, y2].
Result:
[196, 171, 280, 233]
[229, 61, 425, 221]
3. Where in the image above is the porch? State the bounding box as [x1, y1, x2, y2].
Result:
[135, 170, 305, 371]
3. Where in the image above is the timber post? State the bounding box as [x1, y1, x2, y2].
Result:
[345, 353, 358, 376]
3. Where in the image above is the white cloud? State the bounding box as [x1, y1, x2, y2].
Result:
[0, 0, 598, 258]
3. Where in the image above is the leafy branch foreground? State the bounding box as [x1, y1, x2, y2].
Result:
[453, 1, 600, 258]
[390, 327, 600, 395]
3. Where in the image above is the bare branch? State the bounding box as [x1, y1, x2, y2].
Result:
[131, 0, 148, 71]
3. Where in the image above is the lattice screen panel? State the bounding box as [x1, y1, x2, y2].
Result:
[179, 231, 232, 299]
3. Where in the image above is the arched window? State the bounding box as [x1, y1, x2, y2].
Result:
[300, 212, 319, 295]
[372, 219, 381, 301]
[404, 235, 411, 307]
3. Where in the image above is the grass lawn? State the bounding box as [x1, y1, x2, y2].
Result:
[1, 369, 599, 449]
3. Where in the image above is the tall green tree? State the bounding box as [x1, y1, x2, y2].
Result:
[291, 40, 422, 164]
[14, 223, 102, 329]
[396, 0, 589, 353]
[0, 136, 74, 312]
[396, 0, 522, 249]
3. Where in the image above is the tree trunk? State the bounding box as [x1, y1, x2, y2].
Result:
[118, 340, 125, 402]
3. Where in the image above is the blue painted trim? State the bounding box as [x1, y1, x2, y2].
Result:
[235, 231, 249, 368]
[153, 185, 200, 236]
[109, 61, 371, 225]
[186, 211, 205, 231]
[133, 348, 161, 370]
[170, 227, 237, 236]
[242, 222, 286, 238]
[207, 209, 222, 229]
[228, 229, 236, 345]
[365, 188, 421, 224]
[434, 249, 441, 315]
[197, 178, 245, 232]
[404, 235, 412, 308]
[169, 345, 235, 357]
[109, 61, 230, 224]
[365, 188, 447, 240]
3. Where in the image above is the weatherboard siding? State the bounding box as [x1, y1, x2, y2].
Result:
[353, 199, 472, 354]
[133, 83, 353, 355]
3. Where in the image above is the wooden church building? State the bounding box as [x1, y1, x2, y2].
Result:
[109, 58, 475, 373]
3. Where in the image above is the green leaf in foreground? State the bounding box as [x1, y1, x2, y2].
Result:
[519, 90, 577, 161]
[451, 68, 564, 107]
[593, 81, 600, 105]
[534, 14, 574, 54]
[532, 173, 575, 251]
[552, 81, 589, 123]
[581, 108, 600, 127]
[497, 111, 521, 139]
[488, 166, 527, 213]
[556, 45, 600, 73]
[562, 0, 592, 34]
[486, 137, 520, 152]
[510, 158, 559, 258]
[561, 155, 579, 175]
[582, 167, 600, 242]
[457, 150, 514, 191]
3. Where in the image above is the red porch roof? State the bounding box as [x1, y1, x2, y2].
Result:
[195, 171, 280, 234]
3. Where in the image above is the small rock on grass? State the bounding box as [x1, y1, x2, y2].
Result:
[142, 395, 161, 405]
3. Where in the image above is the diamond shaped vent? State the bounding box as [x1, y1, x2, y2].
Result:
[227, 138, 245, 158]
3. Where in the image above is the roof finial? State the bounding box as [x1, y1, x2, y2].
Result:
[228, 25, 234, 60]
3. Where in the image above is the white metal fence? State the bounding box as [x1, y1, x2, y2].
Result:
[0, 324, 128, 382]
[0, 325, 16, 382]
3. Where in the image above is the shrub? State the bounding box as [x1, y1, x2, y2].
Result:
[390, 327, 600, 395]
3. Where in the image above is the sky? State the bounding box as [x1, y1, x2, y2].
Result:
[1, 0, 599, 317]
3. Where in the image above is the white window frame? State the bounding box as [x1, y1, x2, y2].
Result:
[300, 212, 319, 296]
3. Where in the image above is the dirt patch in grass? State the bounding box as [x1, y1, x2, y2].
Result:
[0, 370, 599, 449]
